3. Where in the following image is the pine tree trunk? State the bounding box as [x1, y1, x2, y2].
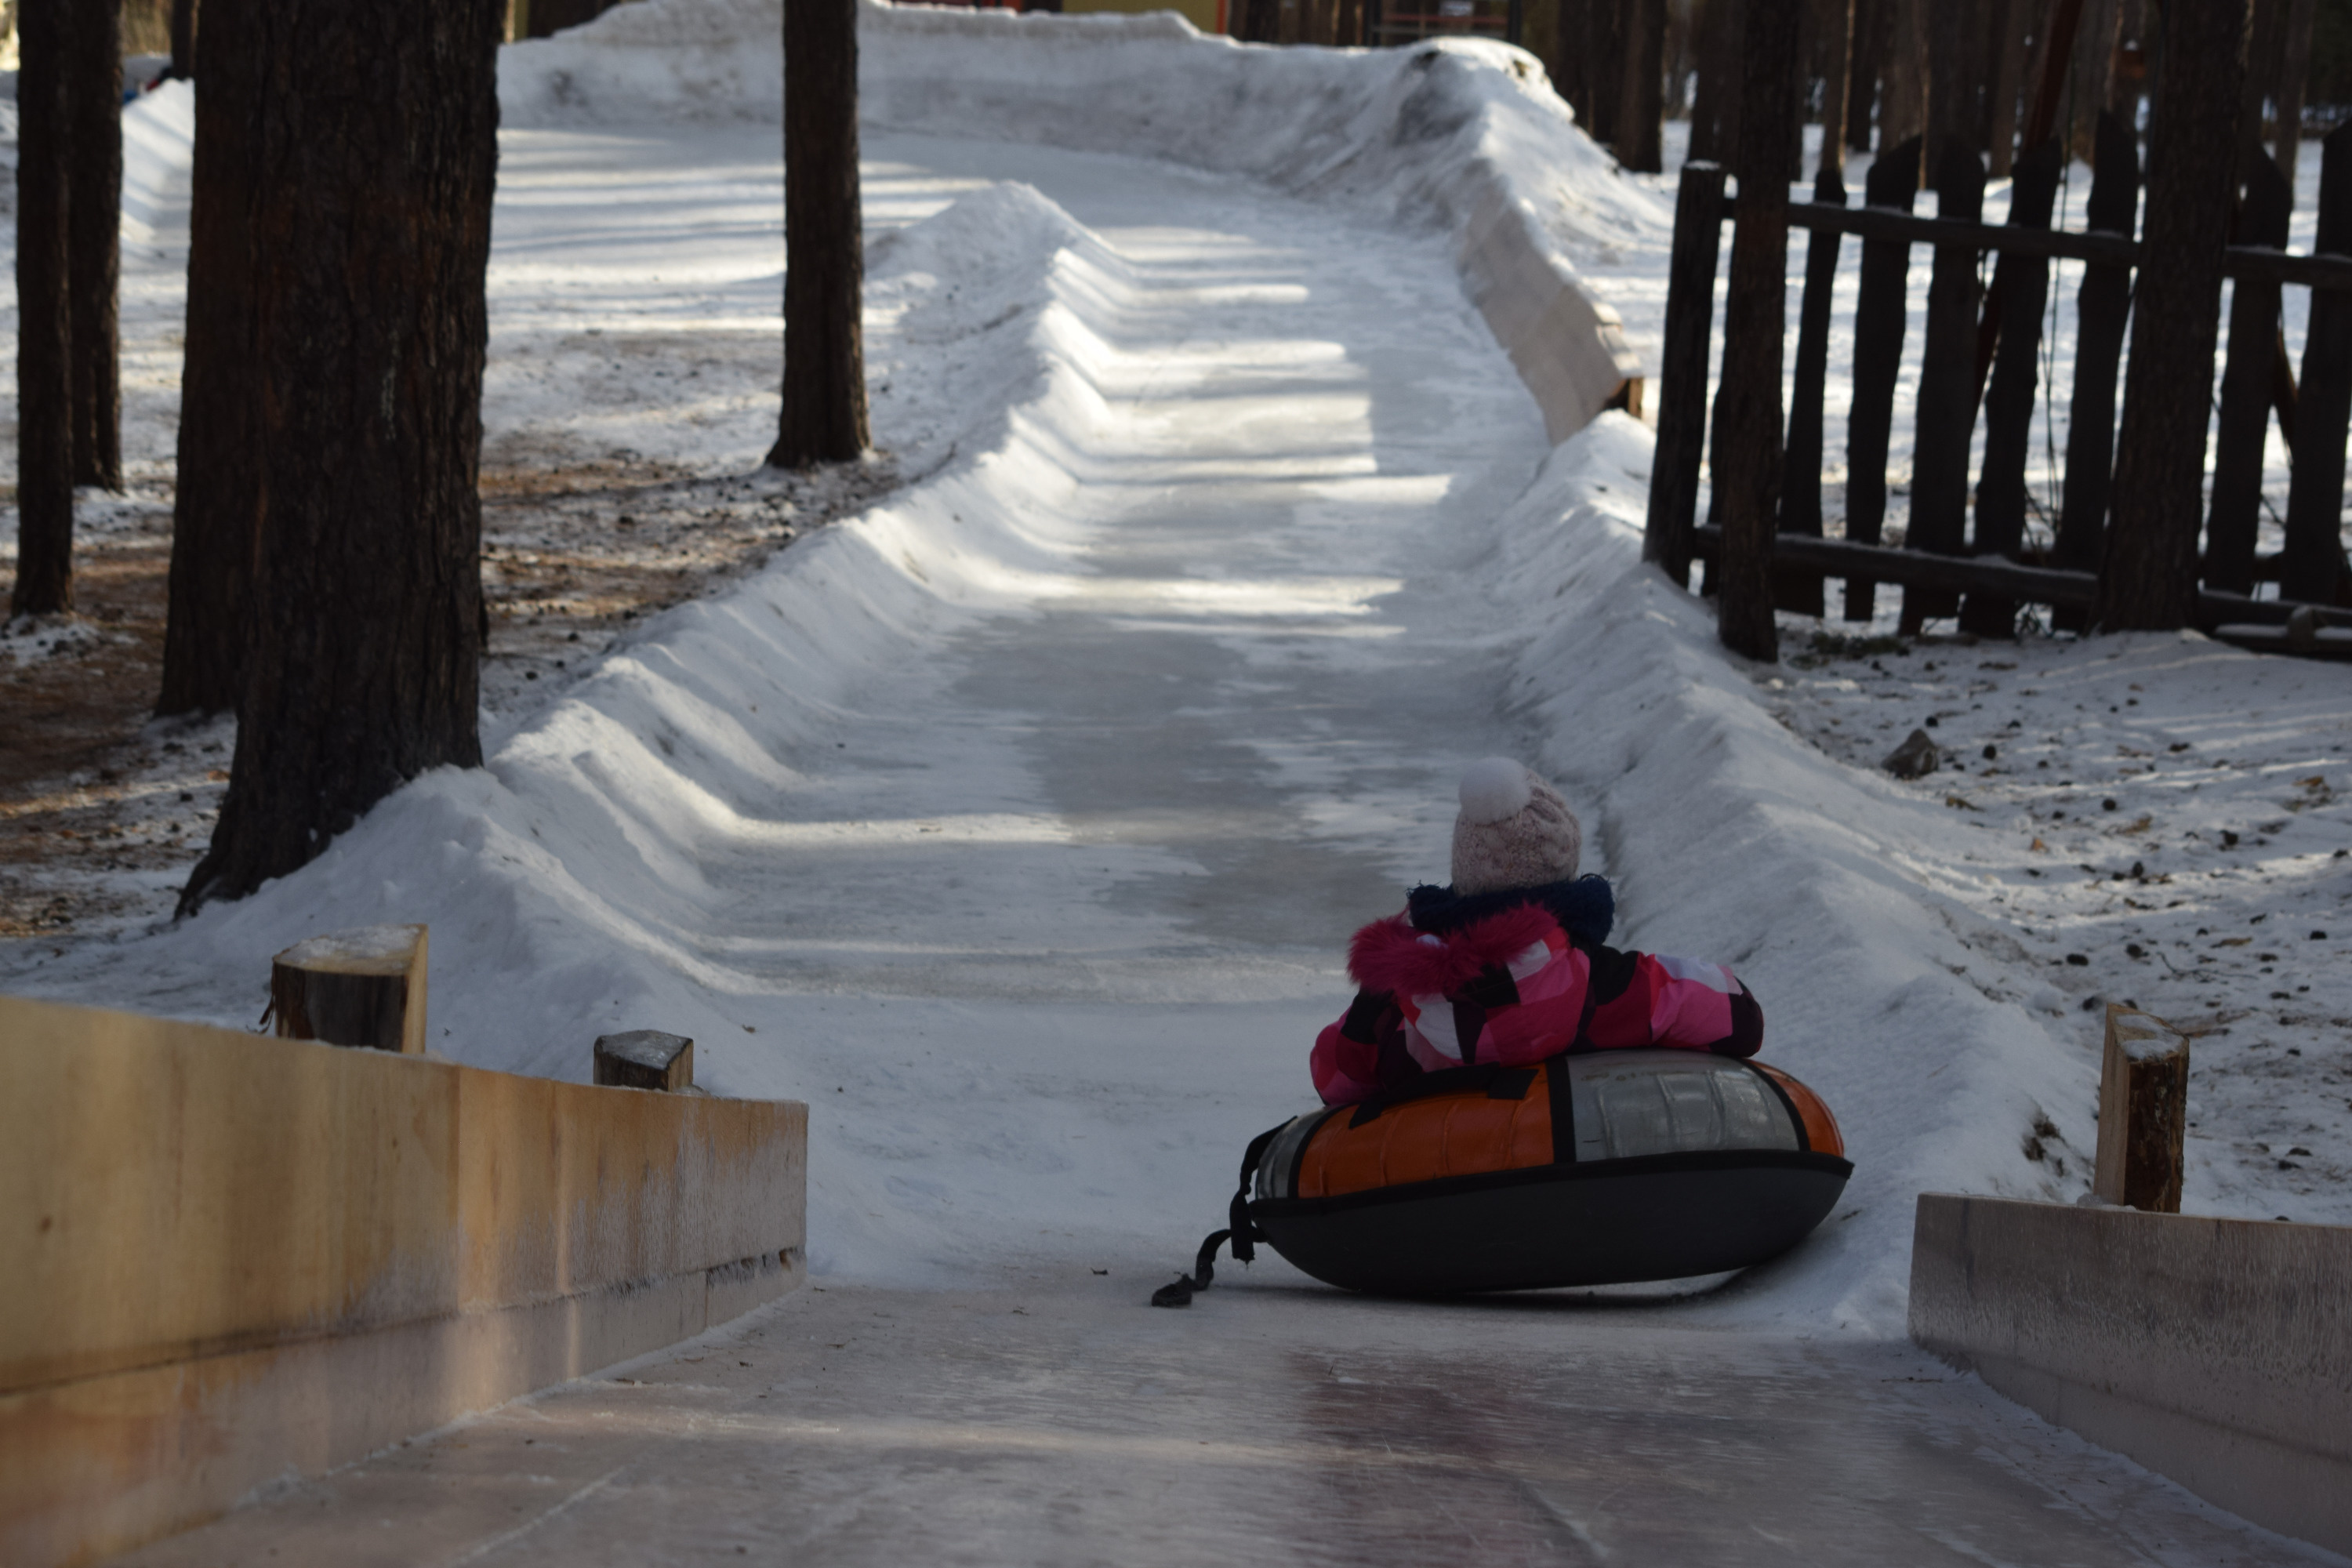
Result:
[66, 0, 123, 491]
[12, 0, 76, 618]
[1617, 0, 1667, 172]
[1846, 0, 1880, 151]
[2274, 0, 2315, 185]
[768, 0, 870, 470]
[2070, 0, 2118, 158]
[170, 0, 199, 78]
[1588, 0, 1625, 146]
[2095, 0, 2249, 630]
[180, 0, 501, 913]
[1713, 0, 1802, 663]
[1816, 0, 1852, 177]
[1878, 0, 1925, 156]
[1923, 0, 1981, 181]
[1690, 0, 1745, 162]
[159, 0, 263, 716]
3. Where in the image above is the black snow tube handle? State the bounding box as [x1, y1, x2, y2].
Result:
[1150, 1121, 1284, 1307]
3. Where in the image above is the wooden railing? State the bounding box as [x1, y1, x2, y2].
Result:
[1644, 111, 2352, 648]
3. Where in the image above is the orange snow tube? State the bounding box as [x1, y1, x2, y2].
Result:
[1238, 1051, 1849, 1295]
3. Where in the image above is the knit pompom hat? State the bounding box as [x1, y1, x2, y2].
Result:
[1449, 757, 1582, 896]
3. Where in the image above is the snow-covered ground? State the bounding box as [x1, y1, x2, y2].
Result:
[2, 2, 2347, 1345]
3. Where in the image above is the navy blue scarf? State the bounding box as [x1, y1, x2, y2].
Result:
[1404, 874, 1614, 946]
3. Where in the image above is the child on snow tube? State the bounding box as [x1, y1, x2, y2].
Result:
[1309, 757, 1762, 1106]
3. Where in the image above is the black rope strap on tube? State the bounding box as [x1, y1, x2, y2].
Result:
[1150, 1123, 1283, 1307]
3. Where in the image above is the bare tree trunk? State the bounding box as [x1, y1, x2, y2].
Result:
[1617, 0, 1668, 171]
[1982, 0, 2024, 176]
[159, 0, 263, 716]
[2235, 0, 2285, 180]
[1924, 0, 1983, 181]
[1816, 0, 1852, 176]
[2274, 0, 2315, 185]
[66, 0, 122, 492]
[1878, 0, 1926, 156]
[1240, 0, 1279, 42]
[1714, 0, 1802, 662]
[1590, 0, 1624, 144]
[170, 0, 198, 78]
[1554, 0, 1592, 126]
[768, 0, 870, 469]
[1846, 0, 1880, 150]
[181, 0, 502, 912]
[1690, 0, 1745, 161]
[12, 0, 75, 617]
[2071, 0, 2118, 157]
[2096, 0, 2250, 630]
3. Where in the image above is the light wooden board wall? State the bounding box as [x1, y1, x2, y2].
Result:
[0, 995, 807, 1568]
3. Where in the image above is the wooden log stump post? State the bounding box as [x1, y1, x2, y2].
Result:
[594, 1031, 695, 1093]
[2093, 1004, 2190, 1213]
[1777, 162, 1846, 617]
[271, 924, 428, 1055]
[1900, 143, 1988, 634]
[2207, 155, 2296, 597]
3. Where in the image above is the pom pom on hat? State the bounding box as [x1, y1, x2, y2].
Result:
[1450, 758, 1581, 895]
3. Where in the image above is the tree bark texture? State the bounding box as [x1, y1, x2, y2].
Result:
[160, 0, 263, 717]
[1588, 0, 1625, 146]
[2274, 0, 2315, 185]
[1713, 0, 1801, 663]
[1877, 0, 1925, 157]
[66, 0, 122, 491]
[13, 0, 76, 617]
[1617, 0, 1668, 172]
[1923, 0, 1983, 184]
[1690, 0, 1744, 162]
[1814, 0, 1851, 177]
[170, 0, 199, 78]
[2235, 0, 2285, 182]
[1846, 0, 1879, 151]
[181, 0, 501, 912]
[2095, 0, 2249, 631]
[2069, 0, 2118, 158]
[769, 0, 870, 468]
[1980, 0, 2023, 177]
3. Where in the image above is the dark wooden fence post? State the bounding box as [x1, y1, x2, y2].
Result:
[2206, 156, 2294, 597]
[1713, 0, 1803, 662]
[2051, 112, 2140, 630]
[2280, 123, 2352, 607]
[1777, 163, 1846, 615]
[1644, 162, 1728, 588]
[1901, 143, 1987, 633]
[1962, 138, 2063, 636]
[1842, 135, 1922, 622]
[2096, 0, 2252, 630]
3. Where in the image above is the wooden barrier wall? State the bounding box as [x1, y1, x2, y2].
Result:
[0, 995, 807, 1568]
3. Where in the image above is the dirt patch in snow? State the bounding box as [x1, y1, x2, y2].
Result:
[0, 453, 894, 943]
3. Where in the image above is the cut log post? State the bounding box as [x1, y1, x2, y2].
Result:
[1643, 161, 1728, 588]
[271, 924, 429, 1055]
[2207, 155, 2296, 596]
[1901, 142, 1988, 633]
[2051, 112, 2141, 630]
[594, 1030, 695, 1092]
[2092, 1004, 2190, 1213]
[1842, 134, 1922, 622]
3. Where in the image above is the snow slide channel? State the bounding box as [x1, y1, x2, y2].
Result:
[16, 16, 2345, 1563]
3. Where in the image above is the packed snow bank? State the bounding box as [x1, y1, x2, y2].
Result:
[1483, 416, 2106, 1329]
[499, 0, 1657, 440]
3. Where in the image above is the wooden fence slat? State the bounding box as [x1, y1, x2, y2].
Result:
[2052, 111, 2141, 630]
[1643, 162, 1728, 588]
[1842, 134, 1922, 622]
[2206, 156, 2295, 596]
[1961, 138, 2063, 637]
[2281, 122, 2352, 607]
[1777, 162, 1846, 616]
[1902, 143, 1988, 631]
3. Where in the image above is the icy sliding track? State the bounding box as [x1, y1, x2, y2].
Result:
[24, 89, 2342, 1568]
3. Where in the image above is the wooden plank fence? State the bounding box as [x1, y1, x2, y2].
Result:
[1644, 112, 2352, 651]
